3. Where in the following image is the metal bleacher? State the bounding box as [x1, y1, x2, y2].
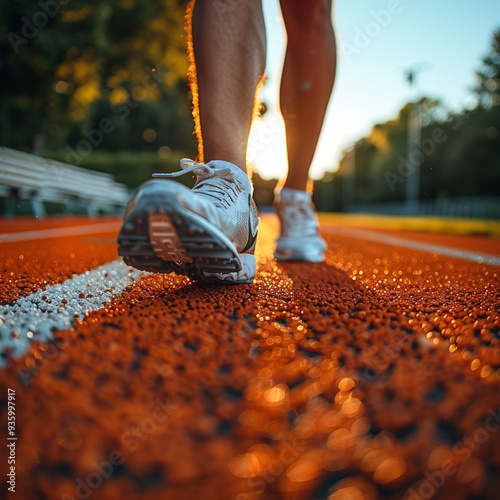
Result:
[0, 147, 129, 217]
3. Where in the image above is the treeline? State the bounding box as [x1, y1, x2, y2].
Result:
[0, 0, 195, 157]
[1, 2, 498, 213]
[324, 29, 500, 210]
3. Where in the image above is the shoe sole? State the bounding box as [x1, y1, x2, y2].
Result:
[274, 249, 325, 263]
[274, 238, 327, 263]
[117, 192, 254, 285]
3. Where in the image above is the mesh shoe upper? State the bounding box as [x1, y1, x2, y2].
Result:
[118, 158, 259, 284]
[274, 188, 327, 262]
[154, 159, 259, 254]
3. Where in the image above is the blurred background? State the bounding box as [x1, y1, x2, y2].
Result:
[0, 0, 499, 218]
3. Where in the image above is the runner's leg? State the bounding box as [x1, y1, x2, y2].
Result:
[279, 0, 336, 190]
[190, 0, 266, 171]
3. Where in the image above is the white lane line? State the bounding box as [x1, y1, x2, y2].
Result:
[0, 221, 121, 243]
[322, 225, 500, 267]
[0, 259, 142, 365]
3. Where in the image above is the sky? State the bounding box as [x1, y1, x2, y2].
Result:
[249, 0, 500, 181]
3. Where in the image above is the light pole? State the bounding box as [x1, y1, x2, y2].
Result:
[404, 65, 428, 215]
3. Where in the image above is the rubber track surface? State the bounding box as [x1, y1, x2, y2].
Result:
[0, 215, 499, 500]
[0, 218, 120, 304]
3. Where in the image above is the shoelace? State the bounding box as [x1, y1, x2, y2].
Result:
[153, 158, 215, 178]
[153, 158, 241, 209]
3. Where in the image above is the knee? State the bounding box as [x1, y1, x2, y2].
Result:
[282, 0, 332, 34]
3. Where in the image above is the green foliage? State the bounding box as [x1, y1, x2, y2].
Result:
[335, 29, 500, 205]
[313, 173, 340, 212]
[1, 5, 499, 211]
[0, 0, 191, 153]
[475, 30, 500, 109]
[252, 173, 277, 209]
[425, 106, 500, 198]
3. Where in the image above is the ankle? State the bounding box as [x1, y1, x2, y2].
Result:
[282, 176, 314, 193]
[276, 187, 312, 204]
[202, 143, 247, 174]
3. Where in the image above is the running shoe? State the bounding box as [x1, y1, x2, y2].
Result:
[274, 187, 326, 262]
[118, 159, 259, 284]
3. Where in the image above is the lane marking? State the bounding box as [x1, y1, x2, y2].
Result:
[0, 259, 142, 365]
[322, 225, 500, 267]
[0, 221, 122, 243]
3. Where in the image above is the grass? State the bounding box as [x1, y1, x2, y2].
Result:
[319, 213, 500, 238]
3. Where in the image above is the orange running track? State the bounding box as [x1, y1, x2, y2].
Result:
[0, 214, 499, 500]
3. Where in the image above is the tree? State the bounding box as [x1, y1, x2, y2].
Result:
[0, 0, 190, 153]
[475, 29, 500, 110]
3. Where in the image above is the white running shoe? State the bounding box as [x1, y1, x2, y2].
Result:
[274, 188, 327, 263]
[118, 159, 259, 284]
